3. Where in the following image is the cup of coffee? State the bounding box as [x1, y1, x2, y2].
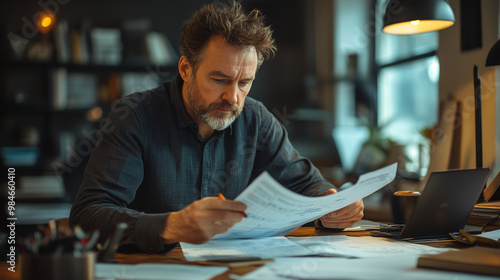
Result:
[391, 190, 421, 224]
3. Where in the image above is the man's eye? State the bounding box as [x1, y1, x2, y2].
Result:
[213, 79, 225, 83]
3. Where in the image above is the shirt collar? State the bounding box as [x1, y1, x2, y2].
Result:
[168, 74, 233, 136]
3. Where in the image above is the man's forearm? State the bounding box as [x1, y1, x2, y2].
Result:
[70, 200, 171, 254]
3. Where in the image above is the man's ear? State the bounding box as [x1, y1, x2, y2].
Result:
[178, 56, 191, 81]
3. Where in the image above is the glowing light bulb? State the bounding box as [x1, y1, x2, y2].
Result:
[41, 16, 52, 27]
[86, 107, 103, 122]
[411, 20, 420, 26]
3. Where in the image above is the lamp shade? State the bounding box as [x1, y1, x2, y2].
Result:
[486, 39, 500, 67]
[383, 0, 455, 35]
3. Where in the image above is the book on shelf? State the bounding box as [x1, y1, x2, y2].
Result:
[66, 73, 98, 109]
[70, 22, 91, 64]
[99, 73, 121, 104]
[121, 18, 151, 65]
[17, 175, 65, 200]
[50, 67, 68, 110]
[78, 20, 92, 64]
[54, 20, 91, 64]
[90, 27, 123, 65]
[145, 31, 177, 65]
[53, 20, 71, 63]
[121, 72, 160, 96]
[58, 131, 76, 162]
[417, 246, 500, 276]
[50, 69, 98, 110]
[0, 147, 40, 167]
[71, 28, 83, 64]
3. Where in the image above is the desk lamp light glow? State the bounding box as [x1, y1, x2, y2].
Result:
[382, 0, 455, 35]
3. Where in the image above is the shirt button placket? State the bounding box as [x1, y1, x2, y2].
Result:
[201, 141, 213, 198]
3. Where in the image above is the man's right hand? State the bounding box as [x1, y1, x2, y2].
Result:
[161, 197, 247, 244]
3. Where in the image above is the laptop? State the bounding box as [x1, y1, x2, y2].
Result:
[373, 168, 490, 239]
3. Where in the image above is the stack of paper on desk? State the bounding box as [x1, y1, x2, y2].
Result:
[234, 255, 500, 280]
[181, 235, 448, 262]
[286, 235, 447, 258]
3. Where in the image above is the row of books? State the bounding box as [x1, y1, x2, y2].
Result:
[49, 69, 160, 110]
[53, 19, 177, 66]
[470, 201, 500, 225]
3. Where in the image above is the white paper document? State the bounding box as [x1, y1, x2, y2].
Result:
[95, 263, 227, 280]
[236, 256, 500, 280]
[214, 163, 397, 239]
[181, 234, 447, 262]
[286, 235, 448, 258]
[181, 236, 311, 261]
[478, 228, 500, 241]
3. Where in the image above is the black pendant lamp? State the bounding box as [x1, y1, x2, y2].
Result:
[383, 0, 455, 35]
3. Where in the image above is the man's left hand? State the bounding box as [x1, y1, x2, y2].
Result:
[319, 188, 364, 229]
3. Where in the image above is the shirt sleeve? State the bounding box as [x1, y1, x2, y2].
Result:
[251, 102, 337, 197]
[69, 95, 174, 254]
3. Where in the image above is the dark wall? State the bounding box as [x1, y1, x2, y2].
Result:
[244, 0, 308, 111]
[1, 0, 308, 113]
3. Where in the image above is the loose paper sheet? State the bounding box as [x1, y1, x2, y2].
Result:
[181, 234, 448, 262]
[286, 235, 448, 258]
[478, 228, 500, 241]
[214, 163, 397, 239]
[95, 263, 227, 280]
[235, 255, 500, 280]
[181, 236, 311, 261]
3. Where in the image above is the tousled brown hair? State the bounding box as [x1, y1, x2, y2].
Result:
[180, 1, 276, 71]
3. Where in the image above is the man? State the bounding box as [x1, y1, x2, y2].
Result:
[70, 2, 364, 254]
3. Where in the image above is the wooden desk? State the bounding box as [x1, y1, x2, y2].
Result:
[2, 226, 476, 280]
[113, 227, 392, 279]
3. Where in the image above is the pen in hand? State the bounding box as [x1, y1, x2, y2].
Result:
[218, 193, 247, 218]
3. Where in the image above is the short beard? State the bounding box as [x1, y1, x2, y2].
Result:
[186, 76, 243, 131]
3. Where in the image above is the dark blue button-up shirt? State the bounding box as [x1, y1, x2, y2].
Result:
[70, 74, 334, 253]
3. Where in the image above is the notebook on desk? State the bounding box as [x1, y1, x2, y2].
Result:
[373, 168, 490, 240]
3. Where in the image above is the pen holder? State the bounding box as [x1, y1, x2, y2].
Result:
[391, 190, 421, 224]
[20, 252, 96, 280]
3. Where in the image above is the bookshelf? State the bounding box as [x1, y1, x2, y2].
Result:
[0, 18, 178, 202]
[1, 0, 313, 205]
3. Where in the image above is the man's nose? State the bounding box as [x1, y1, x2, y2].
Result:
[222, 83, 239, 104]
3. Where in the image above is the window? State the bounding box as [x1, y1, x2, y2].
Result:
[375, 0, 439, 174]
[377, 56, 439, 143]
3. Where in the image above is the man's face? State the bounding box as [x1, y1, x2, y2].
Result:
[182, 35, 258, 131]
